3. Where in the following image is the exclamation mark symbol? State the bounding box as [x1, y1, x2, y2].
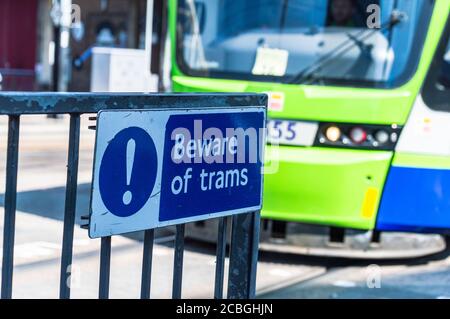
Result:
[123, 139, 136, 205]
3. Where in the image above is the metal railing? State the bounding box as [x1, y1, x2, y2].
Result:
[0, 92, 266, 299]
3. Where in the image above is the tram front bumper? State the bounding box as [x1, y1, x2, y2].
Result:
[262, 146, 393, 230]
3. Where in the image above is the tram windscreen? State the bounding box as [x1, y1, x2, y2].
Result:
[176, 0, 435, 88]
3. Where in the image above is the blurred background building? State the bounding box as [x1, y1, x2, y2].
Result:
[0, 0, 166, 92]
[0, 0, 39, 91]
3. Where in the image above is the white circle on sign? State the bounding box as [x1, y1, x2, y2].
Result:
[123, 191, 133, 205]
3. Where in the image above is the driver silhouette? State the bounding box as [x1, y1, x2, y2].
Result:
[327, 0, 357, 27]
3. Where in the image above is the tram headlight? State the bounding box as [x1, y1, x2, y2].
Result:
[325, 126, 341, 142]
[375, 130, 390, 144]
[349, 127, 367, 144]
[315, 122, 402, 150]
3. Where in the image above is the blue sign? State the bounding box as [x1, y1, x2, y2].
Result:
[89, 108, 266, 238]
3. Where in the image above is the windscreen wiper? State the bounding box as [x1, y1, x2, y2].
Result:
[186, 0, 208, 70]
[279, 0, 290, 30]
[286, 11, 406, 85]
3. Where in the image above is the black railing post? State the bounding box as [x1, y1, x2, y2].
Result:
[59, 114, 81, 299]
[1, 115, 20, 299]
[172, 224, 185, 299]
[227, 212, 261, 299]
[214, 217, 228, 299]
[140, 229, 155, 299]
[99, 236, 112, 299]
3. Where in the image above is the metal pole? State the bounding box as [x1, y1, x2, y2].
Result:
[59, 114, 80, 299]
[58, 0, 72, 92]
[52, 24, 60, 92]
[51, 0, 72, 92]
[99, 236, 112, 299]
[140, 229, 155, 299]
[214, 217, 228, 299]
[172, 224, 185, 299]
[227, 212, 261, 299]
[145, 0, 154, 91]
[1, 116, 20, 299]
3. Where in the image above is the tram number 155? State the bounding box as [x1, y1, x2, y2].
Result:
[267, 119, 318, 147]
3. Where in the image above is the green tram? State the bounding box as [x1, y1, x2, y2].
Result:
[168, 0, 450, 258]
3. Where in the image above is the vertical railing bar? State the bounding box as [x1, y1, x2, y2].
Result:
[227, 211, 260, 299]
[214, 217, 228, 299]
[248, 211, 261, 298]
[140, 229, 155, 299]
[1, 115, 20, 299]
[227, 214, 240, 299]
[172, 224, 185, 299]
[99, 236, 112, 299]
[59, 114, 81, 299]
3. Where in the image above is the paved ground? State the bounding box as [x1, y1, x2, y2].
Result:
[261, 250, 450, 299]
[1, 209, 327, 299]
[1, 115, 450, 299]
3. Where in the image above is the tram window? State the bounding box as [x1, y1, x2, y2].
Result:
[423, 21, 450, 112]
[176, 0, 435, 88]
